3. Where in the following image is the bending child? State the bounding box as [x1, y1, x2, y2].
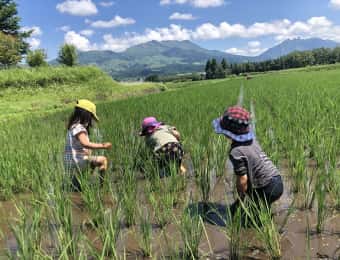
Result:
[212, 106, 283, 218]
[139, 117, 185, 177]
[64, 99, 112, 190]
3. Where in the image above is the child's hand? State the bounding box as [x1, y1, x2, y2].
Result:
[102, 142, 112, 149]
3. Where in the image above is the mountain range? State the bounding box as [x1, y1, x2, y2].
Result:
[77, 38, 339, 80]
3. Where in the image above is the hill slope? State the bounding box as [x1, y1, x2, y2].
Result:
[257, 38, 339, 60]
[77, 38, 340, 79]
[78, 40, 251, 80]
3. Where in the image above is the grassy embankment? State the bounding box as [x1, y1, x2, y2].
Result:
[0, 66, 164, 120]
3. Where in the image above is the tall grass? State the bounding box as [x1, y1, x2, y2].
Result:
[0, 66, 107, 88]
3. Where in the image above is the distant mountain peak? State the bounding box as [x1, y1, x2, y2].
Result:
[75, 38, 340, 79]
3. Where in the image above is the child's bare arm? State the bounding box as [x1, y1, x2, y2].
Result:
[77, 132, 112, 149]
[236, 175, 248, 197]
[170, 127, 181, 141]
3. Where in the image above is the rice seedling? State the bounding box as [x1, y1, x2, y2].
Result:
[148, 188, 174, 229]
[9, 201, 45, 259]
[192, 146, 211, 204]
[78, 172, 106, 227]
[137, 209, 153, 257]
[47, 185, 80, 258]
[97, 208, 121, 258]
[224, 202, 244, 260]
[315, 169, 327, 233]
[117, 168, 138, 227]
[239, 198, 281, 259]
[179, 204, 203, 259]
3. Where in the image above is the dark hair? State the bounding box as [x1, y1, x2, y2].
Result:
[67, 107, 93, 134]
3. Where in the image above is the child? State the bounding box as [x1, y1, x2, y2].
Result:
[212, 106, 283, 216]
[139, 117, 184, 177]
[64, 99, 112, 190]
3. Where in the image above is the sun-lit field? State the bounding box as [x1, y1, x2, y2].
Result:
[1, 66, 340, 259]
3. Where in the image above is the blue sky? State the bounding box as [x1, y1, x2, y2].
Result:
[17, 0, 340, 59]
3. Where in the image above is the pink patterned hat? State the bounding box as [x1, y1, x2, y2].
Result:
[139, 117, 162, 136]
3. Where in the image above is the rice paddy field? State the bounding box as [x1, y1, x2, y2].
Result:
[1, 65, 340, 259]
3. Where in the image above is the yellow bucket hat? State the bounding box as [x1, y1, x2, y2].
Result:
[75, 99, 99, 121]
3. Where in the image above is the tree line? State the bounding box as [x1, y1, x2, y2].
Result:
[205, 58, 229, 79]
[228, 47, 340, 75]
[0, 0, 78, 68]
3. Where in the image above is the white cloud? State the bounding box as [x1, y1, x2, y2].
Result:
[225, 44, 267, 56]
[69, 16, 340, 54]
[248, 41, 260, 48]
[160, 0, 225, 8]
[64, 31, 97, 51]
[80, 29, 94, 36]
[58, 25, 71, 32]
[169, 12, 196, 20]
[21, 26, 42, 36]
[99, 1, 114, 7]
[56, 0, 98, 16]
[21, 26, 43, 50]
[27, 38, 41, 50]
[90, 15, 136, 28]
[191, 16, 340, 42]
[101, 24, 191, 52]
[225, 47, 247, 56]
[330, 0, 340, 9]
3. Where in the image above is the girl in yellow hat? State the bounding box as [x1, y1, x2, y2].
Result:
[64, 99, 112, 190]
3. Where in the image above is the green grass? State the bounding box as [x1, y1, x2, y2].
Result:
[0, 66, 163, 120]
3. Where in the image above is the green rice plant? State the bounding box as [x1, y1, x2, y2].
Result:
[117, 168, 138, 227]
[224, 203, 244, 260]
[331, 170, 340, 209]
[78, 172, 106, 227]
[137, 209, 153, 257]
[315, 169, 327, 233]
[9, 201, 45, 259]
[239, 198, 281, 259]
[148, 188, 174, 229]
[301, 169, 316, 210]
[179, 205, 203, 259]
[47, 186, 79, 258]
[97, 208, 121, 258]
[192, 146, 211, 204]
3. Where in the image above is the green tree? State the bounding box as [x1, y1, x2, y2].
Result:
[58, 44, 77, 66]
[221, 58, 228, 70]
[205, 59, 212, 79]
[145, 74, 160, 82]
[26, 49, 47, 67]
[216, 65, 226, 79]
[0, 0, 31, 54]
[0, 31, 21, 66]
[210, 58, 218, 79]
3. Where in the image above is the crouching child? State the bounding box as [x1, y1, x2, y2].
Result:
[139, 117, 185, 177]
[212, 106, 283, 222]
[64, 99, 112, 191]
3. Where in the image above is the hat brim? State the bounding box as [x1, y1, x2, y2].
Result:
[75, 104, 99, 121]
[92, 113, 99, 122]
[139, 122, 162, 136]
[212, 118, 255, 142]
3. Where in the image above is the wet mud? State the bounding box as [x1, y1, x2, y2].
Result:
[0, 161, 340, 259]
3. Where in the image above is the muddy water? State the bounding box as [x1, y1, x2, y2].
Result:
[1, 164, 340, 259]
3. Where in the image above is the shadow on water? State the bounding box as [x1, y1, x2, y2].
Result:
[187, 202, 230, 227]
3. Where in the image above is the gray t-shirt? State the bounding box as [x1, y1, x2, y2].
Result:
[229, 140, 279, 189]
